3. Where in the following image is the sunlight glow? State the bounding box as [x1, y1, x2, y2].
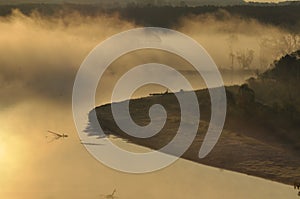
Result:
[0, 143, 5, 160]
[245, 0, 298, 2]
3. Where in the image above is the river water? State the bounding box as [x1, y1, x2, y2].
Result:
[0, 99, 296, 199]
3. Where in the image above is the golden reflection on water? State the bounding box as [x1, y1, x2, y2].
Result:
[0, 99, 296, 199]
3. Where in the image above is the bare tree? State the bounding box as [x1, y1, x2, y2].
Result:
[236, 49, 255, 70]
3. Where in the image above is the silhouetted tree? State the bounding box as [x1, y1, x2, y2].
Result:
[236, 49, 255, 70]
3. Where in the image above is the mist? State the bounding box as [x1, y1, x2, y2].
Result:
[0, 9, 135, 108]
[0, 8, 299, 199]
[1, 9, 299, 107]
[177, 10, 300, 71]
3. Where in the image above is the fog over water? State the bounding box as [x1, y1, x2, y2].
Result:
[0, 9, 299, 198]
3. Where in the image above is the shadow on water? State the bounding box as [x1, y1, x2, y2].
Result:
[84, 110, 107, 138]
[80, 142, 104, 146]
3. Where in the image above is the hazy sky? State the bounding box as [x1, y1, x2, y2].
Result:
[249, 0, 293, 1]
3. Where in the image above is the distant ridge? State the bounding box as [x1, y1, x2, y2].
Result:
[0, 0, 299, 7]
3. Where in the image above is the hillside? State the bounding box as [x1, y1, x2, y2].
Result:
[0, 3, 299, 31]
[249, 50, 300, 112]
[0, 0, 246, 6]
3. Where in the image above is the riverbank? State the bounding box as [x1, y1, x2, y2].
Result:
[91, 86, 300, 185]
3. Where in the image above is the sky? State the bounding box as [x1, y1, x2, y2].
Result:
[250, 0, 299, 2]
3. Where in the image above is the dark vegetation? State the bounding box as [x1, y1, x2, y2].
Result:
[248, 50, 300, 121]
[91, 50, 300, 185]
[0, 3, 300, 31]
